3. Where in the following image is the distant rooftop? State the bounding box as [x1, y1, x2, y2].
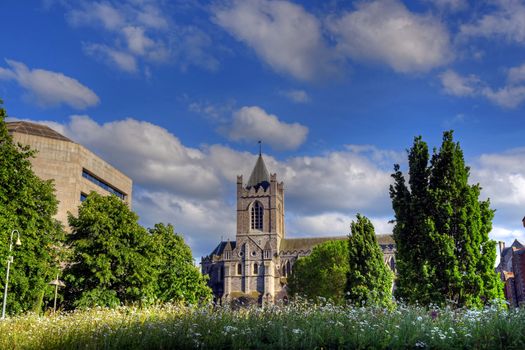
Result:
[7, 121, 72, 143]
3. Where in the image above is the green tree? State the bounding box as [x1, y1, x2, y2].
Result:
[390, 131, 503, 307]
[288, 240, 349, 304]
[346, 214, 393, 307]
[64, 192, 156, 308]
[0, 99, 65, 315]
[149, 223, 211, 304]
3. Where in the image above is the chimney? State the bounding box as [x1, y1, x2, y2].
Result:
[498, 241, 505, 256]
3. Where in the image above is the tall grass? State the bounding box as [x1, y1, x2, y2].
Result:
[0, 301, 524, 349]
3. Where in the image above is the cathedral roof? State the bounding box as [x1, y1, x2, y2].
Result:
[280, 234, 395, 254]
[210, 241, 237, 257]
[246, 154, 270, 190]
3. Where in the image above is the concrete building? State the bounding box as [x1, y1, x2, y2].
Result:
[7, 121, 132, 228]
[201, 153, 396, 304]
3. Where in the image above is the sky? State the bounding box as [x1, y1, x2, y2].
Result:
[1, 0, 525, 260]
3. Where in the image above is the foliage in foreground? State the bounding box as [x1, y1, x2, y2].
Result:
[288, 239, 349, 304]
[0, 302, 524, 350]
[0, 100, 65, 315]
[64, 193, 211, 308]
[346, 214, 394, 307]
[390, 131, 503, 307]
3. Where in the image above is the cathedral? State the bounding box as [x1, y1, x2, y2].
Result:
[201, 153, 396, 304]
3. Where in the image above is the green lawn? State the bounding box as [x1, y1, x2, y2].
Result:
[0, 301, 523, 349]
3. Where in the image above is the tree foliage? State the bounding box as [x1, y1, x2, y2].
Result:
[0, 99, 65, 315]
[390, 131, 503, 307]
[149, 223, 211, 304]
[65, 193, 156, 308]
[288, 240, 349, 304]
[64, 193, 211, 308]
[346, 214, 393, 307]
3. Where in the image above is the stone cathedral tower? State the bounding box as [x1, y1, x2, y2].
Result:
[230, 152, 285, 302]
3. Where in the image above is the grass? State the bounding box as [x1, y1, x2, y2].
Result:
[0, 301, 524, 349]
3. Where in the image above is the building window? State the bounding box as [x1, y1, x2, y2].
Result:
[237, 263, 242, 275]
[80, 192, 88, 202]
[224, 250, 231, 260]
[82, 169, 126, 200]
[264, 249, 270, 259]
[251, 201, 263, 230]
[253, 263, 258, 274]
[282, 261, 291, 277]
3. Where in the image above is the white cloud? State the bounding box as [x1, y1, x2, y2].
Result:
[439, 65, 525, 108]
[279, 89, 309, 103]
[459, 0, 525, 44]
[471, 148, 525, 232]
[170, 26, 220, 72]
[508, 63, 525, 84]
[281, 150, 392, 216]
[287, 212, 393, 237]
[67, 2, 125, 30]
[64, 1, 215, 74]
[424, 0, 468, 12]
[328, 0, 453, 73]
[133, 190, 236, 259]
[490, 226, 525, 247]
[188, 99, 236, 122]
[213, 0, 337, 80]
[227, 106, 308, 151]
[83, 43, 138, 73]
[482, 85, 525, 109]
[0, 59, 99, 109]
[439, 69, 479, 96]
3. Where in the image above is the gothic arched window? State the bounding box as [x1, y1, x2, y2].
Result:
[251, 201, 263, 230]
[237, 263, 242, 275]
[253, 263, 258, 274]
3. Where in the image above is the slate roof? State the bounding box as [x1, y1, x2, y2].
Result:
[210, 241, 237, 257]
[7, 121, 73, 142]
[246, 154, 270, 190]
[280, 234, 395, 253]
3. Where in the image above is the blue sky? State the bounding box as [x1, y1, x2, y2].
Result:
[1, 0, 525, 259]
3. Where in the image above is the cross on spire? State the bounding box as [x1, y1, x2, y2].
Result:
[258, 140, 262, 156]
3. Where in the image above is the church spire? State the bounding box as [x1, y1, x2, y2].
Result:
[246, 147, 270, 190]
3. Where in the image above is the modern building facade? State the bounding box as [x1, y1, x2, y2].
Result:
[7, 121, 132, 228]
[201, 153, 396, 304]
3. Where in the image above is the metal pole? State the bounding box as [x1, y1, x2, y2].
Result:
[53, 274, 58, 313]
[1, 258, 12, 319]
[2, 230, 19, 320]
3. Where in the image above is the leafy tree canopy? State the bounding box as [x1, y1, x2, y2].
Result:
[288, 239, 349, 304]
[149, 223, 211, 304]
[390, 131, 503, 307]
[0, 99, 65, 315]
[64, 192, 156, 308]
[346, 214, 393, 307]
[64, 193, 211, 308]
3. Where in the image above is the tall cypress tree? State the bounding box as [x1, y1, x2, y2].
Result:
[346, 214, 393, 307]
[390, 131, 503, 307]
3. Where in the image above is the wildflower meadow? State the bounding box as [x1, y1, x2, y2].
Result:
[0, 301, 524, 349]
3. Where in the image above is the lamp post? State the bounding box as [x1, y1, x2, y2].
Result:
[48, 274, 65, 313]
[2, 230, 21, 319]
